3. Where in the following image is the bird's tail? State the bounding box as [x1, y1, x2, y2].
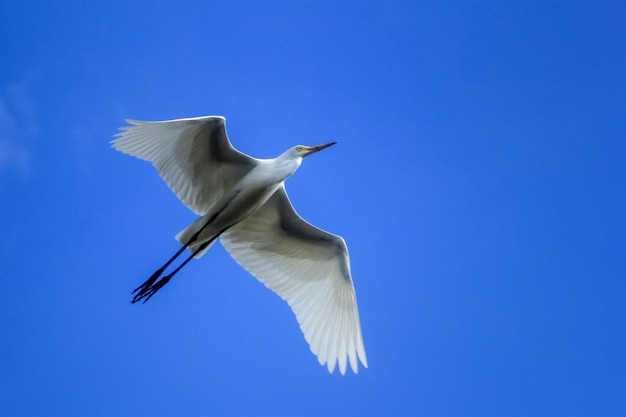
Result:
[175, 217, 219, 259]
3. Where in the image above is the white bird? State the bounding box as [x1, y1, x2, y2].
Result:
[112, 116, 367, 375]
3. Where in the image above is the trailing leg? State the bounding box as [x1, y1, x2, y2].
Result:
[130, 232, 223, 304]
[130, 216, 217, 302]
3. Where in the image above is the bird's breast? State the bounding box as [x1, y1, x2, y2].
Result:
[212, 180, 281, 229]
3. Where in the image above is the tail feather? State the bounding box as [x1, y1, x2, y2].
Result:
[175, 218, 218, 258]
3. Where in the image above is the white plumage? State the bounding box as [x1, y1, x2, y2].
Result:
[112, 116, 367, 374]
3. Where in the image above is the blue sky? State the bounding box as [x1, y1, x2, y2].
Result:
[1, 1, 625, 415]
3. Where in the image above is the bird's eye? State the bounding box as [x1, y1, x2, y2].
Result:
[296, 146, 303, 152]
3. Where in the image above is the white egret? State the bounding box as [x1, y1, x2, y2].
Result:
[112, 116, 367, 375]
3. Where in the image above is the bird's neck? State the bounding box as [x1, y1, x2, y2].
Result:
[272, 153, 302, 181]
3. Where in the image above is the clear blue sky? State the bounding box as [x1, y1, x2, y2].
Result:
[1, 1, 625, 416]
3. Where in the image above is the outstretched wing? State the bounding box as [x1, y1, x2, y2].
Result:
[112, 116, 257, 215]
[220, 186, 367, 374]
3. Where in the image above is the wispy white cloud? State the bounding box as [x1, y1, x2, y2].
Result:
[0, 75, 38, 180]
[0, 139, 30, 178]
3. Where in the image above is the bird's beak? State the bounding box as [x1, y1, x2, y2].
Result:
[307, 142, 336, 155]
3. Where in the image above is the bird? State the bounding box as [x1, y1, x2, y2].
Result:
[111, 115, 367, 375]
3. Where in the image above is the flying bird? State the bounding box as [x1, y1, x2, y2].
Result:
[112, 116, 367, 375]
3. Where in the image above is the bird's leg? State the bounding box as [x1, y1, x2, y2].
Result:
[130, 215, 219, 302]
[131, 193, 240, 304]
[132, 246, 203, 303]
[130, 229, 226, 304]
[130, 245, 187, 297]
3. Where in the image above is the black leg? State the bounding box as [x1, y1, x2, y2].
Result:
[130, 246, 187, 296]
[130, 195, 238, 304]
[130, 232, 221, 304]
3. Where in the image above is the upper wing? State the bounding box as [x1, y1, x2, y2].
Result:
[112, 116, 257, 215]
[220, 186, 367, 374]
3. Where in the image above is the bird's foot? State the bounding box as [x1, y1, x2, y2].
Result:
[131, 267, 170, 304]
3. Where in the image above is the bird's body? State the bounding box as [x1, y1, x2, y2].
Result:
[112, 116, 367, 375]
[177, 151, 300, 257]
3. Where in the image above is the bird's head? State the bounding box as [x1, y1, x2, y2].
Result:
[276, 142, 336, 174]
[293, 142, 337, 158]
